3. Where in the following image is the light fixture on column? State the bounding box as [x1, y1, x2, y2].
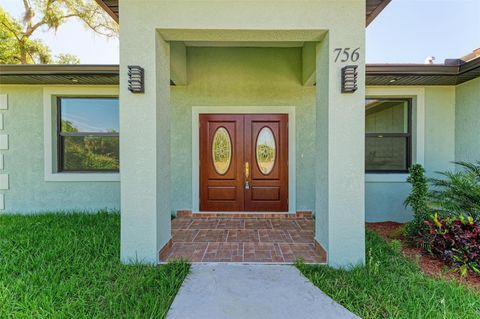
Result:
[341, 65, 358, 93]
[128, 65, 145, 93]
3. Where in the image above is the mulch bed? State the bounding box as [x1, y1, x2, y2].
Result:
[367, 222, 480, 292]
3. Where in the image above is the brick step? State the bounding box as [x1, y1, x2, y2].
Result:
[172, 220, 315, 234]
[177, 210, 313, 219]
[173, 229, 315, 244]
[161, 241, 326, 263]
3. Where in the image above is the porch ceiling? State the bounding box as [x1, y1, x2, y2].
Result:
[184, 41, 305, 48]
[159, 29, 327, 43]
[95, 0, 391, 27]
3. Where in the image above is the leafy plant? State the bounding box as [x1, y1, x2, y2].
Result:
[404, 164, 430, 239]
[423, 213, 480, 275]
[1, 1, 117, 64]
[0, 7, 51, 64]
[429, 161, 480, 218]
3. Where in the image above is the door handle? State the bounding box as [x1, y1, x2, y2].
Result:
[245, 162, 250, 189]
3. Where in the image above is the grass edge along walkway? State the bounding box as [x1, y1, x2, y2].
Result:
[0, 212, 190, 318]
[296, 231, 480, 319]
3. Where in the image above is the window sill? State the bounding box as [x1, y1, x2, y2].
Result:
[45, 172, 120, 182]
[365, 173, 408, 183]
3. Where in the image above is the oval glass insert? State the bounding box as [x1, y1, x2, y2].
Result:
[256, 127, 276, 175]
[212, 127, 232, 175]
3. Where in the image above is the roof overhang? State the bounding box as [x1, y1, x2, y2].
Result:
[0, 64, 119, 85]
[95, 0, 391, 27]
[366, 57, 480, 86]
[366, 0, 391, 26]
[1, 57, 479, 86]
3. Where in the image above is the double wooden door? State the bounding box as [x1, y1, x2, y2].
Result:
[200, 114, 288, 212]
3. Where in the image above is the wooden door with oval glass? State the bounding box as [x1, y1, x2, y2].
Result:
[200, 114, 288, 212]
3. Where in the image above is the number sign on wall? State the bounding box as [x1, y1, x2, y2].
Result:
[334, 48, 360, 93]
[333, 48, 360, 63]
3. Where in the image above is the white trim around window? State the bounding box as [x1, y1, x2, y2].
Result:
[365, 87, 425, 183]
[43, 86, 120, 182]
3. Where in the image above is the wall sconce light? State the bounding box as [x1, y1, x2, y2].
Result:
[341, 65, 358, 93]
[128, 65, 144, 93]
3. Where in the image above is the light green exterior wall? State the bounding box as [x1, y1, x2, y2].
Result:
[0, 82, 469, 222]
[171, 47, 316, 213]
[0, 86, 120, 213]
[365, 86, 456, 222]
[455, 77, 480, 163]
[424, 87, 456, 174]
[119, 0, 367, 266]
[1, 81, 472, 224]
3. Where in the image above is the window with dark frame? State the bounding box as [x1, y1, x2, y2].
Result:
[57, 97, 119, 172]
[365, 98, 412, 173]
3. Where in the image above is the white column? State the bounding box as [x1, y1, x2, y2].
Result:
[315, 32, 366, 268]
[120, 29, 171, 264]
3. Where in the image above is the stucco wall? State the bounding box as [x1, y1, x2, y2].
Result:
[365, 86, 456, 222]
[0, 83, 461, 218]
[171, 47, 316, 213]
[117, 0, 368, 265]
[0, 86, 120, 213]
[455, 77, 480, 163]
[0, 81, 463, 220]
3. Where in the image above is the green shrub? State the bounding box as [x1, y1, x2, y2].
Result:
[429, 161, 480, 218]
[404, 164, 430, 239]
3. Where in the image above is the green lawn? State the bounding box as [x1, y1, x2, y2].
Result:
[0, 212, 189, 318]
[297, 231, 480, 319]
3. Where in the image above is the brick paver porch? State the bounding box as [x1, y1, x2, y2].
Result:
[161, 212, 326, 263]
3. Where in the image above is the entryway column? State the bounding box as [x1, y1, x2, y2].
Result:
[120, 30, 171, 263]
[315, 32, 366, 267]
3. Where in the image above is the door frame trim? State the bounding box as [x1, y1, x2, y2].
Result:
[192, 106, 296, 213]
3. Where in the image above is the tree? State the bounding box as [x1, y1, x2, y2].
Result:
[55, 53, 80, 64]
[0, 7, 51, 64]
[0, 0, 118, 64]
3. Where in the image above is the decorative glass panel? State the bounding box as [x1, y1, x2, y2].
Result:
[212, 127, 232, 175]
[256, 127, 276, 175]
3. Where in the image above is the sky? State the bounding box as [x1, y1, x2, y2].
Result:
[367, 0, 480, 63]
[1, 0, 479, 64]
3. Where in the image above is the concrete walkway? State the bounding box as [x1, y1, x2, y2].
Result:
[167, 264, 360, 319]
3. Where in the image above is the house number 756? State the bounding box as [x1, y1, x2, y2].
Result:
[334, 48, 360, 63]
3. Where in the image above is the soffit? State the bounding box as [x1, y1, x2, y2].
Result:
[0, 65, 119, 85]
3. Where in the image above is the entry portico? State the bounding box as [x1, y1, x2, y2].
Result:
[118, 0, 366, 268]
